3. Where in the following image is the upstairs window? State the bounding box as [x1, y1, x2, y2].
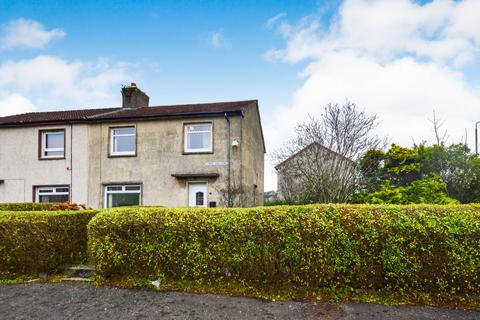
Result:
[110, 126, 136, 156]
[184, 123, 212, 153]
[36, 186, 69, 203]
[40, 129, 65, 159]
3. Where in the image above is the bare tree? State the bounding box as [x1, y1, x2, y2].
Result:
[273, 101, 382, 203]
[429, 110, 449, 145]
[215, 181, 244, 207]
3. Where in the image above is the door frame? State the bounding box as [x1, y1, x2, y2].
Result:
[187, 181, 208, 207]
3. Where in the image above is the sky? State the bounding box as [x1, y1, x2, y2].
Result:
[0, 0, 480, 191]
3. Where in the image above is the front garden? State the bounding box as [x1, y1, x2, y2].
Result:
[1, 203, 479, 310]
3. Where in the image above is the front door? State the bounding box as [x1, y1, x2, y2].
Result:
[188, 183, 207, 207]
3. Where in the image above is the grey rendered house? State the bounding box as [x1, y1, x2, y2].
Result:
[0, 84, 265, 208]
[275, 142, 354, 201]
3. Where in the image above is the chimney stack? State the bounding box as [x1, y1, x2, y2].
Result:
[121, 83, 149, 108]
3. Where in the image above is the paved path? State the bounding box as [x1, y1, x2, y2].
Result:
[0, 283, 479, 320]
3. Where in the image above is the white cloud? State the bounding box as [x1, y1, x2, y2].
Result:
[264, 0, 480, 191]
[0, 55, 131, 116]
[266, 13, 287, 29]
[0, 93, 34, 117]
[207, 30, 229, 49]
[1, 18, 65, 49]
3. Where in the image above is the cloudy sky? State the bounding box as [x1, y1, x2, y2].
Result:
[0, 0, 479, 191]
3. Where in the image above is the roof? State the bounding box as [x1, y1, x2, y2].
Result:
[274, 142, 355, 170]
[0, 100, 257, 127]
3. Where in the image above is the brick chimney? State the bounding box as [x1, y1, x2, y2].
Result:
[121, 82, 149, 108]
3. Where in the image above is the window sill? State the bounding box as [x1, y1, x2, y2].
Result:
[39, 156, 65, 161]
[183, 151, 214, 155]
[108, 153, 137, 158]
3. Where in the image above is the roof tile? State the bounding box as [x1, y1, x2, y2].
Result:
[0, 100, 257, 126]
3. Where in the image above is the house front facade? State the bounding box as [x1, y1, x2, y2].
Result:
[0, 84, 265, 208]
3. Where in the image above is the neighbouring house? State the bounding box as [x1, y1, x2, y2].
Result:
[275, 142, 355, 202]
[263, 190, 279, 202]
[0, 83, 265, 208]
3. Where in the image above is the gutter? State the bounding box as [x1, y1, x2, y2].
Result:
[0, 111, 245, 128]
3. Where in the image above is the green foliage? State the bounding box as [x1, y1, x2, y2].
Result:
[417, 144, 480, 203]
[385, 144, 421, 185]
[264, 199, 305, 206]
[352, 178, 459, 204]
[355, 144, 469, 204]
[88, 205, 480, 295]
[0, 203, 60, 211]
[0, 210, 97, 275]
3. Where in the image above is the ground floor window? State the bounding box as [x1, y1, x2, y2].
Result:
[35, 186, 70, 203]
[104, 184, 141, 208]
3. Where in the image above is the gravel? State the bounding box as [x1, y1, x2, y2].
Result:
[0, 283, 479, 320]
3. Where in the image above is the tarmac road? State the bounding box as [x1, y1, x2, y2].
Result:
[0, 283, 479, 320]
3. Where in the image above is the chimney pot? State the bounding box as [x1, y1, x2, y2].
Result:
[131, 82, 136, 87]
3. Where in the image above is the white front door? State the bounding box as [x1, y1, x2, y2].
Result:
[188, 183, 207, 207]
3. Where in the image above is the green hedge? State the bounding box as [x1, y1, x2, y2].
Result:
[0, 203, 60, 211]
[0, 210, 97, 275]
[88, 205, 480, 295]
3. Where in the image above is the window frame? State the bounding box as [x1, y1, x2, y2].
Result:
[38, 129, 66, 160]
[104, 184, 142, 208]
[109, 125, 137, 157]
[34, 185, 70, 203]
[183, 122, 213, 154]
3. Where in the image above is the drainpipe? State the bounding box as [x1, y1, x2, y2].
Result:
[225, 113, 231, 207]
[70, 124, 73, 202]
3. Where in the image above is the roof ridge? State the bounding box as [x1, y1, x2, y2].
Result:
[147, 99, 257, 109]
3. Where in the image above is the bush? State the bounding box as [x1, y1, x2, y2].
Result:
[0, 203, 60, 211]
[0, 210, 97, 275]
[88, 205, 480, 295]
[0, 202, 90, 211]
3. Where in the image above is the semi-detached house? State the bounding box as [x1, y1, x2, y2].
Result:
[0, 84, 265, 208]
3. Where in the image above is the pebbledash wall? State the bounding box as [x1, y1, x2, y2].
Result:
[0, 124, 90, 204]
[86, 112, 263, 208]
[0, 103, 264, 208]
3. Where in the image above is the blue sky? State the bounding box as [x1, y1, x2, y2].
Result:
[0, 0, 320, 108]
[1, 0, 480, 190]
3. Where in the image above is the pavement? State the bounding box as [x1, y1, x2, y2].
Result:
[0, 283, 479, 320]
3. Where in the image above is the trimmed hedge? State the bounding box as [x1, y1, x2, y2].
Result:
[88, 205, 480, 295]
[0, 210, 97, 275]
[0, 203, 60, 211]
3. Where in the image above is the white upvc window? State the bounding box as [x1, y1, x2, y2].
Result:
[36, 186, 70, 203]
[104, 184, 141, 208]
[184, 123, 213, 153]
[110, 126, 136, 156]
[40, 130, 65, 159]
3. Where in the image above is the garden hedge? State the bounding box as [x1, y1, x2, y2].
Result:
[0, 210, 97, 275]
[0, 203, 60, 211]
[88, 205, 480, 295]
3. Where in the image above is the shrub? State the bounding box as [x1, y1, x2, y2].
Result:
[0, 210, 97, 275]
[0, 202, 90, 211]
[88, 205, 480, 295]
[0, 203, 59, 211]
